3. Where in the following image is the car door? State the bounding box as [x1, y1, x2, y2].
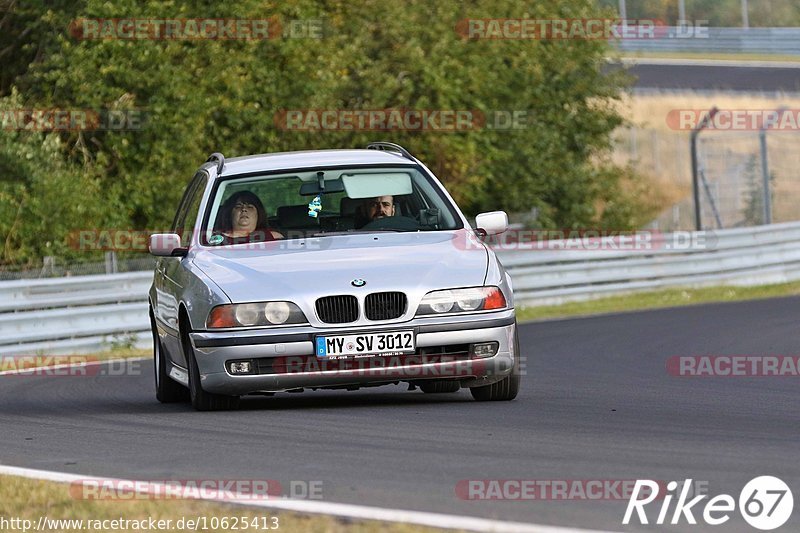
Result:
[156, 171, 208, 367]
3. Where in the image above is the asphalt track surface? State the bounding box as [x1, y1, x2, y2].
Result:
[628, 63, 800, 92]
[1, 297, 799, 532]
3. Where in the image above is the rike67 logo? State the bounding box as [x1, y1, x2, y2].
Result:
[624, 476, 793, 530]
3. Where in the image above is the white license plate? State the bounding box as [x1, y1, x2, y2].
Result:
[315, 331, 415, 358]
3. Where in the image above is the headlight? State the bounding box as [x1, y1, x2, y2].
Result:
[264, 301, 291, 324]
[234, 303, 262, 326]
[207, 301, 307, 328]
[425, 290, 455, 313]
[416, 287, 507, 316]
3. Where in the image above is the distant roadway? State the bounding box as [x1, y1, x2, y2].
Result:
[619, 57, 800, 92]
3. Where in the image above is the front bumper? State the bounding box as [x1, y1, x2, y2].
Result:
[189, 310, 517, 395]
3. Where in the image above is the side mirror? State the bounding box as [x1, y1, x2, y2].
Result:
[149, 233, 186, 257]
[475, 211, 508, 236]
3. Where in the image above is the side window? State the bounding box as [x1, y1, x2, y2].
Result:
[172, 172, 209, 247]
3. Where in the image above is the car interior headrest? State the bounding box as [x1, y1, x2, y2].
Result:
[277, 205, 320, 228]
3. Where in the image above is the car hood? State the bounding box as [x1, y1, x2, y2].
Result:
[192, 230, 488, 303]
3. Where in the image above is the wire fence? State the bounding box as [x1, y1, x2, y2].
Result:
[0, 253, 156, 281]
[613, 126, 800, 231]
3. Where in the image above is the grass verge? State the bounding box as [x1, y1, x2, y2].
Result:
[0, 475, 438, 533]
[91, 347, 150, 360]
[516, 281, 800, 322]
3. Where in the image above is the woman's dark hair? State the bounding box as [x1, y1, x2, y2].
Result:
[214, 190, 268, 233]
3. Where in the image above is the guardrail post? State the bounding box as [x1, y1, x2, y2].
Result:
[41, 256, 55, 277]
[741, 0, 749, 29]
[691, 107, 719, 231]
[759, 128, 772, 225]
[105, 251, 118, 274]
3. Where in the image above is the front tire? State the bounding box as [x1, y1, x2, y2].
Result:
[181, 316, 240, 411]
[151, 310, 188, 403]
[470, 327, 521, 402]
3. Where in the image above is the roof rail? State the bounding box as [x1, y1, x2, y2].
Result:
[366, 142, 414, 161]
[206, 152, 225, 175]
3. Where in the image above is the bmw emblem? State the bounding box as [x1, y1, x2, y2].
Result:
[351, 279, 366, 287]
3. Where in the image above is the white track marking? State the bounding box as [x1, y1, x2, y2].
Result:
[0, 464, 618, 533]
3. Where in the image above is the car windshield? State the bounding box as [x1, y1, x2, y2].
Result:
[201, 165, 463, 245]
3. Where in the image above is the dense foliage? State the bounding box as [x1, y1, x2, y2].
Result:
[0, 0, 642, 265]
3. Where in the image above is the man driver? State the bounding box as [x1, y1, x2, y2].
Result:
[364, 195, 395, 220]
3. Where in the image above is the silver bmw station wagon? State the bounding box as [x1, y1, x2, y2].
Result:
[149, 142, 520, 410]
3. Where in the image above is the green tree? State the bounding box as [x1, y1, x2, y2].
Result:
[0, 90, 105, 264]
[1, 0, 647, 265]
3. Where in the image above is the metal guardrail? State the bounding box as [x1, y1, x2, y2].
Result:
[617, 27, 800, 55]
[3, 222, 800, 354]
[498, 221, 800, 306]
[0, 272, 153, 355]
